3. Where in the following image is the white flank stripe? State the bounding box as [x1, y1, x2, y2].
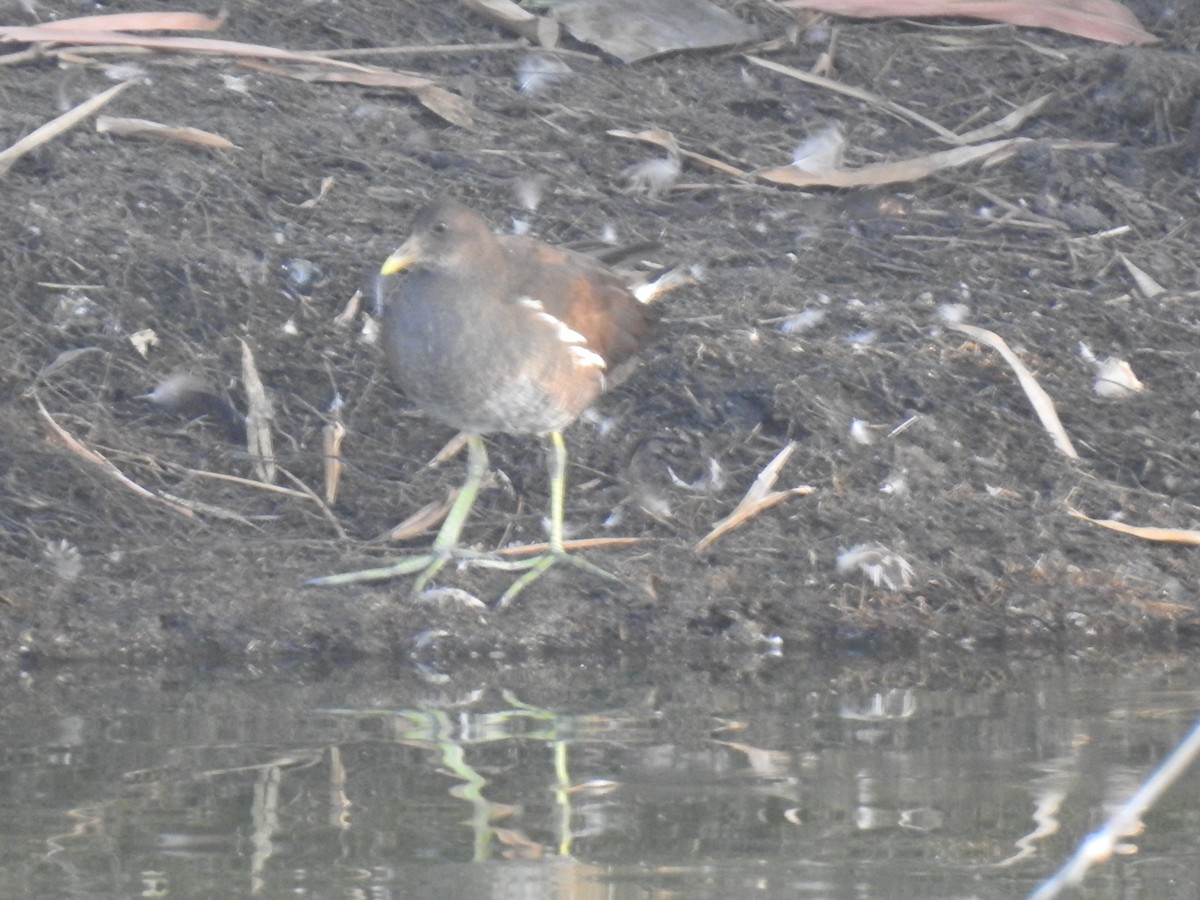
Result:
[570, 345, 607, 369]
[518, 296, 606, 370]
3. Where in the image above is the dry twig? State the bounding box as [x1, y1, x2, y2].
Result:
[33, 392, 196, 519]
[0, 81, 132, 178]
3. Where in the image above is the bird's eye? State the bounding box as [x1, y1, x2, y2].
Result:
[431, 221, 448, 236]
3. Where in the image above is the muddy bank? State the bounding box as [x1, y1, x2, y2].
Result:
[2, 1, 1199, 668]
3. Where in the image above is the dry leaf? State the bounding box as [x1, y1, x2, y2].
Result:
[96, 115, 239, 149]
[387, 491, 458, 542]
[430, 431, 471, 467]
[554, 0, 759, 63]
[236, 60, 474, 129]
[949, 322, 1078, 459]
[323, 419, 346, 506]
[695, 443, 814, 552]
[758, 138, 1026, 187]
[0, 19, 473, 128]
[332, 289, 362, 328]
[460, 0, 559, 47]
[298, 175, 335, 209]
[34, 11, 225, 33]
[240, 339, 276, 484]
[778, 0, 1157, 46]
[951, 93, 1053, 145]
[1068, 509, 1200, 545]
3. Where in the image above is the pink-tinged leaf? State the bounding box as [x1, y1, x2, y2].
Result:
[32, 12, 225, 33]
[781, 0, 1157, 46]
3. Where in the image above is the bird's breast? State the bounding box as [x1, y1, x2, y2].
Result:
[382, 278, 606, 434]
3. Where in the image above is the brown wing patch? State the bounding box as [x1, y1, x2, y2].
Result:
[500, 235, 654, 368]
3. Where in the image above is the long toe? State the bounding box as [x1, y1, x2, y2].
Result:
[305, 553, 441, 587]
[493, 548, 623, 608]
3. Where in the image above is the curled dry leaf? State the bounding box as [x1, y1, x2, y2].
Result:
[239, 339, 276, 484]
[323, 419, 346, 507]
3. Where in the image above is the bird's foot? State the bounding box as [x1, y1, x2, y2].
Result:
[305, 546, 499, 593]
[306, 546, 620, 606]
[470, 548, 621, 608]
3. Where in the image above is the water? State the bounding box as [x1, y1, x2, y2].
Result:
[1, 652, 1197, 899]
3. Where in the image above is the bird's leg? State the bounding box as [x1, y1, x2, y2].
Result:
[410, 433, 490, 592]
[488, 430, 621, 607]
[305, 434, 496, 591]
[308, 432, 621, 603]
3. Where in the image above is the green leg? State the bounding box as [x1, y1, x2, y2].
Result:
[412, 433, 490, 592]
[491, 431, 620, 607]
[306, 434, 491, 591]
[309, 432, 622, 604]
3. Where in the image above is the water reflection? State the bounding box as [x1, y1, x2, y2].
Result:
[0, 653, 1197, 898]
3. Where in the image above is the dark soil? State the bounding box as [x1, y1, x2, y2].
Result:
[3, 0, 1200, 669]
